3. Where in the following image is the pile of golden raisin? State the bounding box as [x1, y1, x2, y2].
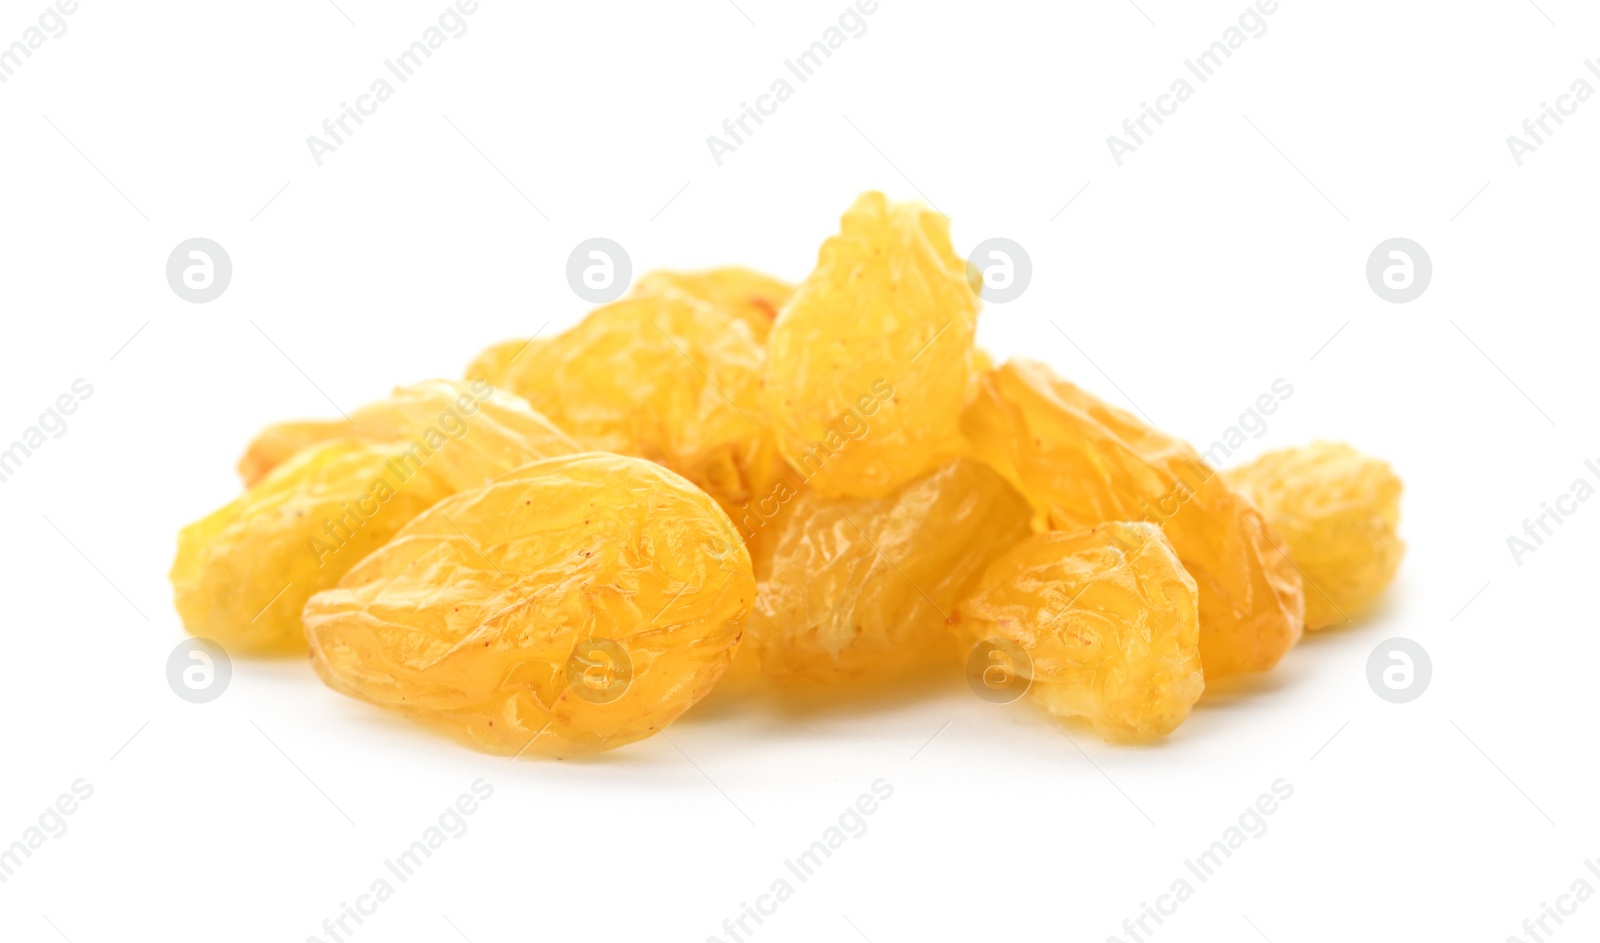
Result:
[171, 192, 1404, 756]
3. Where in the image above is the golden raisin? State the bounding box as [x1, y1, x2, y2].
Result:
[303, 453, 754, 757]
[484, 293, 769, 516]
[237, 379, 575, 489]
[961, 359, 1304, 677]
[763, 192, 979, 499]
[236, 420, 348, 490]
[957, 523, 1203, 742]
[1224, 441, 1404, 630]
[631, 267, 794, 342]
[464, 338, 544, 390]
[748, 458, 1032, 683]
[172, 441, 455, 652]
[176, 381, 578, 652]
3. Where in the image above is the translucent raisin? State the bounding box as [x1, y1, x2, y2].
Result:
[961, 359, 1304, 677]
[748, 458, 1032, 683]
[957, 523, 1203, 742]
[237, 379, 575, 489]
[177, 381, 577, 651]
[631, 266, 794, 342]
[478, 293, 770, 517]
[172, 441, 455, 652]
[303, 453, 754, 757]
[1224, 441, 1404, 630]
[464, 338, 545, 391]
[763, 192, 979, 499]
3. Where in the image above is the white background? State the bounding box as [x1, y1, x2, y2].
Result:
[1, 1, 1595, 940]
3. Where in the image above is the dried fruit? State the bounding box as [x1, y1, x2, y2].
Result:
[172, 191, 1409, 760]
[763, 191, 980, 499]
[749, 458, 1032, 683]
[237, 380, 577, 490]
[177, 381, 578, 652]
[464, 338, 543, 390]
[172, 441, 455, 653]
[632, 267, 794, 342]
[485, 293, 770, 516]
[303, 453, 754, 757]
[961, 359, 1304, 677]
[957, 523, 1203, 742]
[1223, 442, 1404, 630]
[236, 420, 347, 489]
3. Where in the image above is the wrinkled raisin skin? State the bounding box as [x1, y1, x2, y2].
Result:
[958, 523, 1203, 742]
[961, 359, 1304, 677]
[631, 266, 794, 342]
[1225, 441, 1404, 630]
[238, 379, 577, 490]
[303, 453, 755, 758]
[749, 458, 1032, 683]
[177, 381, 577, 652]
[173, 440, 454, 653]
[477, 293, 770, 519]
[763, 192, 979, 499]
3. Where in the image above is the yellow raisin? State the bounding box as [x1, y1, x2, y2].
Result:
[763, 192, 979, 499]
[1223, 441, 1404, 630]
[485, 293, 769, 517]
[236, 420, 348, 489]
[749, 458, 1032, 683]
[177, 381, 578, 652]
[303, 453, 754, 757]
[464, 338, 544, 390]
[237, 379, 575, 489]
[172, 441, 455, 653]
[961, 359, 1304, 677]
[957, 523, 1203, 742]
[631, 266, 794, 342]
